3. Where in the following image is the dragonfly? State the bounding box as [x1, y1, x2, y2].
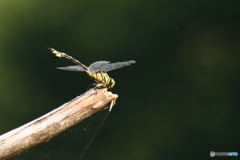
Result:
[49, 48, 136, 89]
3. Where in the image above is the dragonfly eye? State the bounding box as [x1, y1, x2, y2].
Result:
[108, 78, 115, 89]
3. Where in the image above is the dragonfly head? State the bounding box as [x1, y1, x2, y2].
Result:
[108, 78, 115, 89]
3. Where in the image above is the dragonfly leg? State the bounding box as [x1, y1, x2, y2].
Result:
[94, 83, 107, 89]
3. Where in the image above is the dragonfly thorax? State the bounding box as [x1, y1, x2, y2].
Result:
[87, 71, 115, 89]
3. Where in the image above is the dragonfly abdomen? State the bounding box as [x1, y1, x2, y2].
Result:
[87, 71, 115, 89]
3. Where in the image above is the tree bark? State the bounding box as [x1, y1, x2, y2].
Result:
[0, 88, 118, 160]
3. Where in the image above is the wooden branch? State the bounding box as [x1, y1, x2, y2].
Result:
[0, 88, 118, 160]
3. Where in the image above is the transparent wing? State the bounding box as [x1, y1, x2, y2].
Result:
[57, 65, 86, 72]
[57, 60, 136, 72]
[101, 60, 136, 72]
[88, 61, 110, 71]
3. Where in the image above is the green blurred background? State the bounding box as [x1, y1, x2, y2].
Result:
[0, 0, 240, 160]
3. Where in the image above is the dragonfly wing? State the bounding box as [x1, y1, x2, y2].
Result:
[101, 60, 136, 72]
[88, 61, 110, 71]
[57, 65, 86, 71]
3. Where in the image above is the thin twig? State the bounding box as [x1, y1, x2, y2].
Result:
[0, 88, 118, 160]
